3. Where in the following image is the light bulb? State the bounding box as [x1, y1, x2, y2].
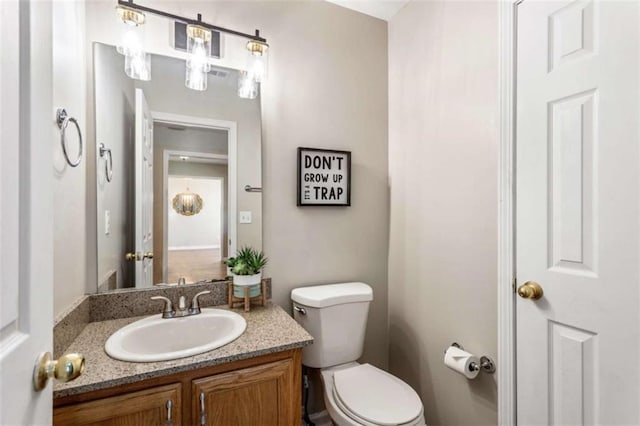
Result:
[115, 6, 150, 81]
[185, 67, 208, 91]
[117, 28, 143, 57]
[187, 38, 210, 72]
[125, 51, 151, 81]
[185, 25, 212, 91]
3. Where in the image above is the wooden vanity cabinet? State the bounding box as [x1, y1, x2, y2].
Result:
[53, 349, 302, 426]
[53, 383, 182, 426]
[193, 358, 295, 425]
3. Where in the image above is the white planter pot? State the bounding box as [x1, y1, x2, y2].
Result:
[232, 272, 262, 287]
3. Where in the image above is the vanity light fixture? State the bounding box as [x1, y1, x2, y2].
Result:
[115, 4, 151, 81]
[245, 38, 269, 83]
[173, 189, 203, 216]
[115, 0, 269, 96]
[185, 23, 212, 91]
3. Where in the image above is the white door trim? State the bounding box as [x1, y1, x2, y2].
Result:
[498, 0, 519, 424]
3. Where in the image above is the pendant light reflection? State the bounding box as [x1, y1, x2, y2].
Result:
[185, 25, 212, 91]
[116, 5, 151, 81]
[172, 188, 203, 216]
[237, 71, 259, 99]
[246, 40, 269, 83]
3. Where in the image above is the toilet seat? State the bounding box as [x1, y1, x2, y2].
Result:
[331, 363, 423, 426]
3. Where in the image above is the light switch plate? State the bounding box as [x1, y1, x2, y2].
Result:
[239, 211, 252, 224]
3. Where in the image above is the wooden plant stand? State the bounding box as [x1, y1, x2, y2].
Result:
[228, 280, 267, 312]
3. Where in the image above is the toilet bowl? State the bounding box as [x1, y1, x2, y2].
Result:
[291, 282, 426, 426]
[320, 362, 425, 426]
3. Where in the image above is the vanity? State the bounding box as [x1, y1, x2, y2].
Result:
[52, 282, 313, 425]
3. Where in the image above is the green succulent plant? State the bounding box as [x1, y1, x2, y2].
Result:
[231, 246, 268, 276]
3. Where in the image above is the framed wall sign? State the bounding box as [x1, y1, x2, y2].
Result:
[297, 147, 351, 206]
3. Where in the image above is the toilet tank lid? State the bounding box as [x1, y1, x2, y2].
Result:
[291, 282, 373, 308]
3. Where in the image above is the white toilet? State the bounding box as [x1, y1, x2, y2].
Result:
[291, 282, 426, 426]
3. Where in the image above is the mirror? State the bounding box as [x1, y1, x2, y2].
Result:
[94, 42, 262, 293]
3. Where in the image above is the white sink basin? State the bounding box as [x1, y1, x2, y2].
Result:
[105, 308, 247, 362]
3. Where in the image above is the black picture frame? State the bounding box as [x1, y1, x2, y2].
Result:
[297, 147, 351, 207]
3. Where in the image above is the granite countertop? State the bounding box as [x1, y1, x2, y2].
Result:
[53, 303, 313, 399]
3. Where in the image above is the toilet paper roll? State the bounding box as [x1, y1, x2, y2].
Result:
[444, 346, 480, 379]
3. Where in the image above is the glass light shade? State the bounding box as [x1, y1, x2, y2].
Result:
[172, 190, 203, 216]
[237, 71, 259, 99]
[116, 26, 145, 57]
[185, 25, 212, 91]
[124, 51, 151, 81]
[115, 6, 151, 81]
[246, 40, 269, 83]
[185, 67, 208, 91]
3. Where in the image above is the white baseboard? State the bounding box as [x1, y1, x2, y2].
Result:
[168, 245, 220, 251]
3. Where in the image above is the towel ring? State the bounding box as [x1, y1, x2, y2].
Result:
[244, 185, 262, 193]
[56, 108, 83, 167]
[99, 143, 113, 182]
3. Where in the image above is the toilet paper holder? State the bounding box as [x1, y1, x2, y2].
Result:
[446, 342, 496, 374]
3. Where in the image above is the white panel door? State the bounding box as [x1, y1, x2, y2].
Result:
[516, 1, 640, 424]
[135, 89, 154, 288]
[0, 1, 53, 424]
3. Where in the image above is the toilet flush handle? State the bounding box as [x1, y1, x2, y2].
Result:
[293, 305, 307, 315]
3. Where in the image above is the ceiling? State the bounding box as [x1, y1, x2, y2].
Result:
[325, 0, 410, 21]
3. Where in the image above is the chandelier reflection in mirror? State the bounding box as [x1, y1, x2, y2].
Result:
[172, 189, 204, 216]
[115, 0, 268, 98]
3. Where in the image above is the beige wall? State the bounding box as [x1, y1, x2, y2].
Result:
[388, 1, 498, 425]
[94, 43, 135, 291]
[257, 2, 389, 369]
[53, 1, 88, 316]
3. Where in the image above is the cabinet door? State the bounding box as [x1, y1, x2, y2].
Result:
[193, 358, 295, 426]
[54, 383, 181, 426]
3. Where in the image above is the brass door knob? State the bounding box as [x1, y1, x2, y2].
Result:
[517, 281, 544, 300]
[33, 352, 85, 391]
[125, 252, 140, 261]
[143, 252, 154, 260]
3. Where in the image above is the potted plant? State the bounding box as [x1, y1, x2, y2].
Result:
[231, 247, 268, 298]
[225, 257, 237, 277]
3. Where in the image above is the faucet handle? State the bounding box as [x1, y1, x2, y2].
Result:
[189, 290, 211, 314]
[151, 296, 175, 318]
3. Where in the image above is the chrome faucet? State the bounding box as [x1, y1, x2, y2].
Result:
[151, 290, 211, 319]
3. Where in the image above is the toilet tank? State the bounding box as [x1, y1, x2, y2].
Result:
[291, 282, 373, 368]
